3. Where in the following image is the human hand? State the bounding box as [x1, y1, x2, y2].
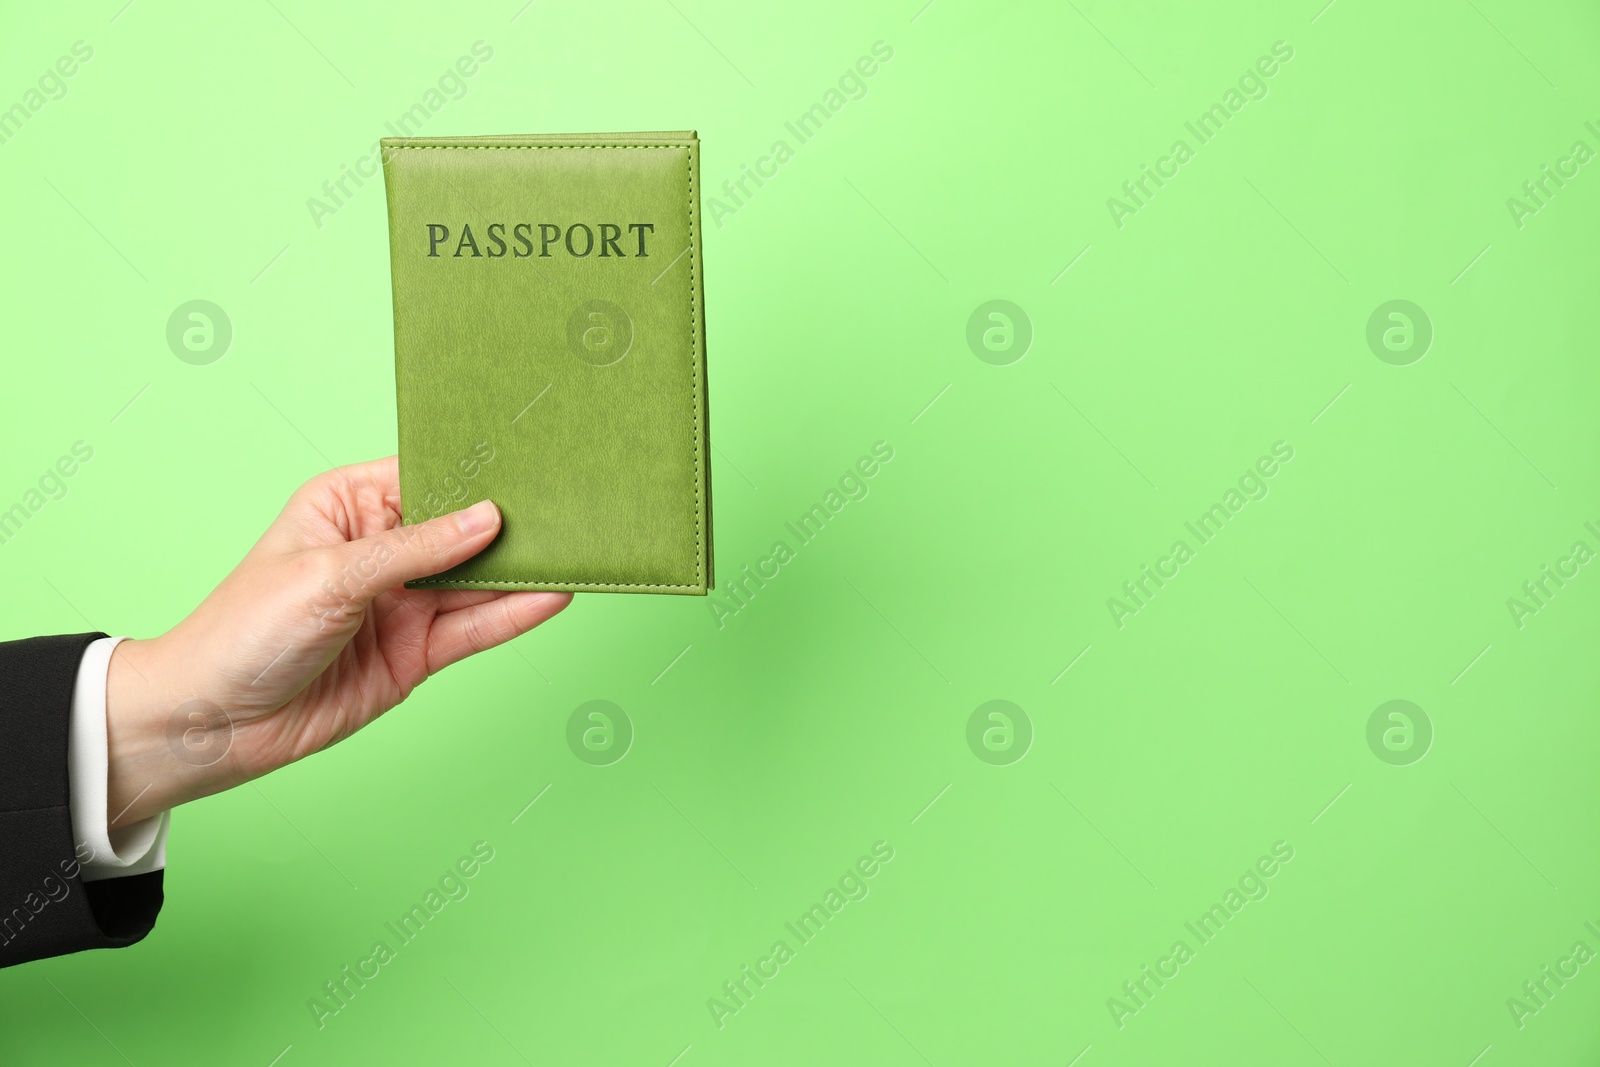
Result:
[103, 456, 571, 828]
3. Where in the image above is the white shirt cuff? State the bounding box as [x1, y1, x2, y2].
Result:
[69, 636, 169, 882]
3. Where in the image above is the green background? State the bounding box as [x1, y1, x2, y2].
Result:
[1, 0, 1597, 1062]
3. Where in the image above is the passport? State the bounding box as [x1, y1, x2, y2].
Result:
[381, 132, 713, 595]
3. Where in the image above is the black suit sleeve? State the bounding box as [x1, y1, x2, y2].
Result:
[0, 633, 163, 967]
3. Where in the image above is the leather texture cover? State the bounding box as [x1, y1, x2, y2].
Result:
[381, 132, 712, 595]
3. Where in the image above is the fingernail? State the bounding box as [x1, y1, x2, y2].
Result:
[456, 500, 499, 536]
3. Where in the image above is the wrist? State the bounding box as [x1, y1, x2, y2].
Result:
[105, 635, 233, 829]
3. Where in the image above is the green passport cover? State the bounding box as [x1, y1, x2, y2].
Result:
[381, 132, 712, 595]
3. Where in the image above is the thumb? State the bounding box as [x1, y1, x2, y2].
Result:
[327, 499, 502, 601]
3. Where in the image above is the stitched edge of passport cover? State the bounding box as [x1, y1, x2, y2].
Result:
[382, 133, 714, 595]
